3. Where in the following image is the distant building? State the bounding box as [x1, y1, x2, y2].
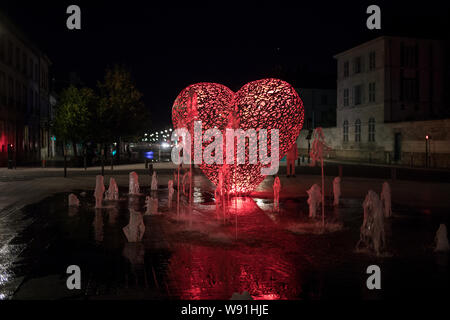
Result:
[296, 36, 450, 168]
[0, 12, 51, 166]
[295, 88, 336, 129]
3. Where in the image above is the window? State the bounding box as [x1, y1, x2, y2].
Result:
[368, 118, 376, 142]
[355, 119, 361, 142]
[354, 85, 363, 105]
[15, 81, 20, 109]
[16, 47, 20, 70]
[8, 77, 13, 107]
[343, 89, 349, 106]
[369, 51, 376, 70]
[343, 61, 349, 78]
[353, 57, 362, 74]
[29, 58, 33, 79]
[0, 36, 4, 61]
[22, 84, 27, 110]
[369, 82, 376, 102]
[343, 120, 349, 142]
[22, 52, 27, 74]
[401, 43, 418, 68]
[34, 91, 38, 113]
[7, 40, 13, 65]
[24, 126, 29, 150]
[401, 78, 418, 102]
[28, 88, 33, 112]
[0, 72, 5, 106]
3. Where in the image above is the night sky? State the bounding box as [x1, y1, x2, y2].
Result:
[1, 1, 449, 129]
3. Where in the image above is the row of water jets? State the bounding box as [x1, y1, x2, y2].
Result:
[68, 171, 449, 256]
[68, 171, 164, 243]
[299, 177, 448, 256]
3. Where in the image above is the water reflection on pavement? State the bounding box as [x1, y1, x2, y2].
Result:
[0, 187, 448, 300]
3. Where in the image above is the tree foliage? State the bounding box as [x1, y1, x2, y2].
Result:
[53, 66, 150, 161]
[97, 65, 149, 143]
[53, 86, 97, 152]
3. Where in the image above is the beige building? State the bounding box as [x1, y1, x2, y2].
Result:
[297, 36, 450, 168]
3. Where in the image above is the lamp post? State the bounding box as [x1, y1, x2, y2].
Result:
[7, 143, 13, 169]
[425, 135, 429, 168]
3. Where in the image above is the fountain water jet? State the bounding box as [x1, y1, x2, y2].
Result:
[168, 180, 174, 209]
[214, 169, 224, 205]
[145, 196, 159, 215]
[273, 176, 281, 212]
[68, 193, 80, 207]
[123, 209, 145, 242]
[309, 128, 330, 227]
[105, 177, 119, 200]
[381, 181, 392, 218]
[307, 184, 321, 218]
[129, 171, 140, 195]
[151, 171, 158, 191]
[357, 190, 386, 256]
[333, 177, 341, 207]
[182, 171, 191, 197]
[94, 175, 105, 208]
[434, 224, 449, 252]
[177, 165, 181, 216]
[214, 165, 231, 222]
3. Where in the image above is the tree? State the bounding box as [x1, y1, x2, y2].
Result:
[96, 65, 150, 172]
[97, 65, 149, 143]
[53, 85, 96, 175]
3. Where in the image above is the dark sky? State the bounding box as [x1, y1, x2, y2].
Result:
[1, 1, 449, 129]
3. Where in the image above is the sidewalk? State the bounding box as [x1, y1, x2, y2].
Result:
[1, 163, 449, 215]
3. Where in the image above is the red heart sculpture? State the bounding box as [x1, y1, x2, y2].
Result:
[172, 78, 304, 194]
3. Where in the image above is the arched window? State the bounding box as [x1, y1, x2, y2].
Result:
[343, 120, 348, 142]
[368, 118, 376, 142]
[355, 119, 361, 142]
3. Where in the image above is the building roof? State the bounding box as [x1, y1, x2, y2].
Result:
[333, 36, 385, 59]
[333, 35, 444, 59]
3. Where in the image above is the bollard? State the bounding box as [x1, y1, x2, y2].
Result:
[145, 159, 148, 169]
[148, 163, 153, 176]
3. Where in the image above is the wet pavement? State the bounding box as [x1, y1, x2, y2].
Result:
[0, 181, 448, 300]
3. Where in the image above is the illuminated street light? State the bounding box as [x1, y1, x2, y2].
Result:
[161, 142, 170, 149]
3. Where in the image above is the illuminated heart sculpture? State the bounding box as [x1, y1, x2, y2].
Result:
[172, 78, 304, 194]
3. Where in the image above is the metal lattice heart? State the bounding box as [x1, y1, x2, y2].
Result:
[172, 78, 304, 194]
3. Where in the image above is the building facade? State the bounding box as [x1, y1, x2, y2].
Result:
[0, 13, 51, 166]
[296, 36, 450, 168]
